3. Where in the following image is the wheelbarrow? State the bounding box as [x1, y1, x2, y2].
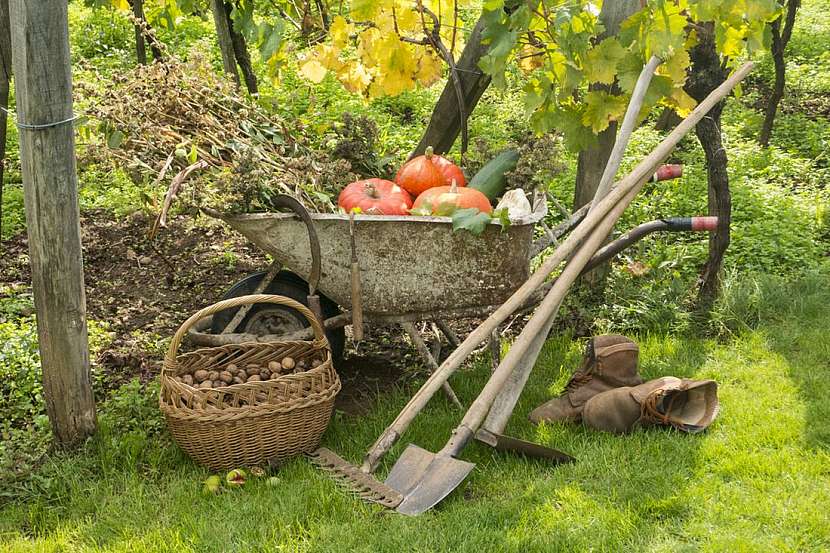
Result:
[193, 196, 547, 405]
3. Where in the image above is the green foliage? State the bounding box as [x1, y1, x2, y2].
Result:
[0, 299, 112, 436]
[480, 0, 780, 150]
[70, 4, 135, 67]
[0, 315, 43, 436]
[0, 185, 25, 241]
[78, 164, 154, 216]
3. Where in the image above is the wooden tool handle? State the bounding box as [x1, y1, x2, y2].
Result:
[361, 62, 754, 473]
[349, 213, 364, 341]
[442, 173, 649, 457]
[351, 261, 364, 341]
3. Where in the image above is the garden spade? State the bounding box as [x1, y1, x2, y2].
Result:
[380, 181, 630, 516]
[310, 63, 754, 514]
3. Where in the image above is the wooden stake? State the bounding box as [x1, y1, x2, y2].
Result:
[9, 0, 96, 447]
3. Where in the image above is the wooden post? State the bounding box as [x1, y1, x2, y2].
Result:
[0, 0, 11, 246]
[9, 0, 96, 447]
[209, 0, 241, 87]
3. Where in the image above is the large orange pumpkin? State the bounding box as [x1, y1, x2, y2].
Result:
[412, 181, 492, 215]
[395, 147, 466, 196]
[338, 179, 412, 215]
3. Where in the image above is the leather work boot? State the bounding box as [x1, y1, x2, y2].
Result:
[529, 335, 642, 425]
[582, 376, 720, 434]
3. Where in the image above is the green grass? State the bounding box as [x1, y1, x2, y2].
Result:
[2, 268, 829, 552]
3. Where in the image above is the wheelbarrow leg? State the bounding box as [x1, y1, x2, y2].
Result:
[489, 329, 501, 373]
[435, 320, 460, 349]
[401, 322, 463, 409]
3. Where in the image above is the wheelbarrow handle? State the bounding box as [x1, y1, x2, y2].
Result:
[268, 195, 322, 295]
[580, 216, 720, 275]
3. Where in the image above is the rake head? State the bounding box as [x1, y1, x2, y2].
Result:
[308, 448, 403, 509]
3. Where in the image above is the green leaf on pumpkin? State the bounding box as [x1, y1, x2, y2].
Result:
[451, 208, 492, 235]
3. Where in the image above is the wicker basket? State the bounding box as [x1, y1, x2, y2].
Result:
[159, 294, 340, 470]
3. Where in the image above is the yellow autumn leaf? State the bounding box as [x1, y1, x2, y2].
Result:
[395, 4, 421, 34]
[549, 49, 568, 83]
[357, 28, 382, 68]
[416, 51, 444, 86]
[376, 34, 418, 75]
[299, 59, 328, 83]
[374, 11, 398, 34]
[717, 24, 745, 58]
[330, 16, 354, 49]
[337, 61, 373, 94]
[659, 47, 691, 84]
[518, 45, 544, 73]
[314, 43, 343, 71]
[111, 0, 130, 10]
[669, 88, 697, 117]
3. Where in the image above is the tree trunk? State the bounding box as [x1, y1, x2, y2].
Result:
[572, 0, 640, 288]
[225, 2, 257, 94]
[685, 23, 730, 316]
[572, 0, 641, 211]
[412, 16, 492, 157]
[9, 0, 96, 447]
[131, 0, 147, 65]
[209, 0, 240, 87]
[573, 122, 617, 210]
[759, 0, 800, 147]
[694, 107, 729, 315]
[0, 0, 11, 247]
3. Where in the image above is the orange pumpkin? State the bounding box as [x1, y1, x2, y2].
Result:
[395, 147, 466, 196]
[412, 181, 492, 215]
[432, 154, 466, 189]
[338, 179, 412, 215]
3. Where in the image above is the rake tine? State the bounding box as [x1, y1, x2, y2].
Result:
[308, 448, 403, 509]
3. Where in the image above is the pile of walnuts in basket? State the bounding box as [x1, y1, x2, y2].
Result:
[173, 355, 326, 390]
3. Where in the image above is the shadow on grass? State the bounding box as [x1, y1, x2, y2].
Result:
[754, 272, 830, 451]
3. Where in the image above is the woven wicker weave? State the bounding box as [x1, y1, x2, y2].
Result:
[159, 294, 340, 470]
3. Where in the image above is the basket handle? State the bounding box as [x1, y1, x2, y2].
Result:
[163, 294, 328, 373]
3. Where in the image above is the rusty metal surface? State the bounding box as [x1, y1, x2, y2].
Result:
[216, 206, 545, 319]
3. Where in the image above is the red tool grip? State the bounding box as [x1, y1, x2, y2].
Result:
[691, 216, 719, 231]
[653, 164, 683, 182]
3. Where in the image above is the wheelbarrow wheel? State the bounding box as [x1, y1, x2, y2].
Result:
[211, 270, 346, 363]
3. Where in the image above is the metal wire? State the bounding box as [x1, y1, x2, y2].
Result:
[0, 105, 80, 130]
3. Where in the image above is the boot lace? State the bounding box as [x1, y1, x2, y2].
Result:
[640, 385, 685, 426]
[565, 372, 593, 393]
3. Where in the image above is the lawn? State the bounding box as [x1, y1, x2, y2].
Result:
[1, 268, 829, 552]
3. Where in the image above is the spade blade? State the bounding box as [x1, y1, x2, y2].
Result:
[385, 444, 475, 516]
[475, 429, 575, 464]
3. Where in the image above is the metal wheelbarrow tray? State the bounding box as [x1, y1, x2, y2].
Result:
[215, 204, 547, 323]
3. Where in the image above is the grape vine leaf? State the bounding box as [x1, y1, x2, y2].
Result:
[616, 52, 645, 94]
[452, 208, 492, 235]
[582, 90, 628, 133]
[330, 16, 354, 49]
[300, 59, 328, 83]
[583, 37, 626, 85]
[645, 1, 687, 59]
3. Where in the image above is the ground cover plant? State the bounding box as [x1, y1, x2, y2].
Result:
[1, 0, 829, 551]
